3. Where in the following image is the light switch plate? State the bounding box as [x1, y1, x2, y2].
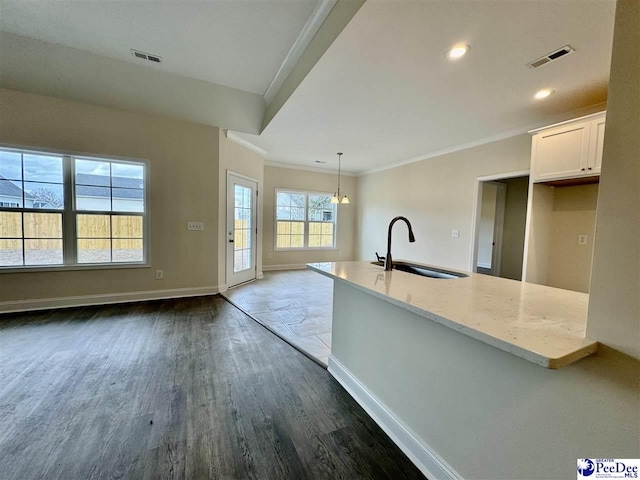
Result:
[188, 222, 204, 231]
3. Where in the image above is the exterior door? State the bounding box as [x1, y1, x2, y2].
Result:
[226, 173, 257, 288]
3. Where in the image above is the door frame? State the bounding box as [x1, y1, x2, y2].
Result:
[226, 171, 259, 288]
[469, 170, 529, 273]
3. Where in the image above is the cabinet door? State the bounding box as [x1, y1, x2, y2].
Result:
[533, 121, 591, 182]
[589, 117, 606, 175]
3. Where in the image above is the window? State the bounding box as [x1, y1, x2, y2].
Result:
[0, 147, 147, 269]
[275, 189, 336, 249]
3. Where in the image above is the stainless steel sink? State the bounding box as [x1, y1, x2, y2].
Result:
[371, 261, 468, 279]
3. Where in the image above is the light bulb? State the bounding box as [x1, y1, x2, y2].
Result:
[341, 195, 350, 204]
[330, 194, 339, 204]
[447, 44, 470, 60]
[534, 88, 555, 100]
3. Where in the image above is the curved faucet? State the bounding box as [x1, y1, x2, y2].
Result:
[384, 216, 416, 271]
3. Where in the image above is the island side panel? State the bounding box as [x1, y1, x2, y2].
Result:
[330, 281, 640, 480]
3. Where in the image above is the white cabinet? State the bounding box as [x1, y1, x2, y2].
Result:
[530, 112, 605, 182]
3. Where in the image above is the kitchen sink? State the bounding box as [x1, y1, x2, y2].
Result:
[371, 261, 468, 279]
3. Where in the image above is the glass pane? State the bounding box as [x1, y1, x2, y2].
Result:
[112, 239, 143, 262]
[277, 221, 290, 234]
[0, 150, 22, 181]
[23, 212, 62, 238]
[291, 234, 304, 248]
[111, 163, 144, 188]
[243, 187, 251, 209]
[77, 214, 110, 238]
[0, 239, 22, 266]
[24, 239, 63, 265]
[276, 235, 290, 248]
[276, 191, 289, 207]
[309, 235, 321, 247]
[291, 222, 304, 234]
[23, 182, 64, 210]
[309, 222, 322, 235]
[291, 207, 305, 220]
[112, 188, 144, 212]
[276, 206, 290, 220]
[76, 185, 111, 211]
[0, 212, 21, 238]
[75, 159, 110, 186]
[322, 223, 334, 235]
[234, 250, 243, 273]
[23, 154, 63, 183]
[320, 235, 334, 247]
[112, 216, 143, 238]
[0, 179, 24, 207]
[243, 249, 251, 270]
[77, 239, 111, 263]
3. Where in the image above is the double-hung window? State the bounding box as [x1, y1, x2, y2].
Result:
[0, 147, 147, 269]
[275, 189, 337, 249]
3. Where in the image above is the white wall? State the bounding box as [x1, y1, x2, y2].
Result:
[356, 134, 531, 270]
[263, 165, 357, 268]
[587, 0, 640, 359]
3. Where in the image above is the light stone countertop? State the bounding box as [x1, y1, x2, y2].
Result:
[307, 261, 598, 369]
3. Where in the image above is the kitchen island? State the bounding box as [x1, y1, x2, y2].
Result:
[308, 260, 597, 369]
[307, 261, 639, 480]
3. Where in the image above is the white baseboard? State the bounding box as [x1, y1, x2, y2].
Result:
[257, 271, 264, 279]
[328, 356, 462, 480]
[262, 264, 307, 271]
[0, 286, 222, 314]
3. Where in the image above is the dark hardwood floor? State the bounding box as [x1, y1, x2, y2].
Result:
[0, 295, 425, 480]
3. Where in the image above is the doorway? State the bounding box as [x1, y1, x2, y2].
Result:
[226, 173, 258, 288]
[471, 172, 530, 280]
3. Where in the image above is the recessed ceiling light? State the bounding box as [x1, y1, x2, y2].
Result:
[534, 88, 555, 100]
[447, 44, 470, 60]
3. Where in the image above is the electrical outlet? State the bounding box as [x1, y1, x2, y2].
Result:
[451, 229, 460, 238]
[267, 252, 272, 260]
[187, 222, 204, 231]
[155, 270, 164, 280]
[578, 234, 588, 245]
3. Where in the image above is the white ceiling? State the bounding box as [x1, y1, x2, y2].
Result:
[0, 0, 318, 96]
[0, 0, 616, 175]
[236, 0, 615, 174]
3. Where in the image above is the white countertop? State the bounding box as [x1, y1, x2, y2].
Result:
[307, 261, 598, 369]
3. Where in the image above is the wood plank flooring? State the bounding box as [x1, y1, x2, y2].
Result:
[0, 296, 425, 480]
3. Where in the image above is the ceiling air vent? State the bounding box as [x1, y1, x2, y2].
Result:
[130, 49, 162, 64]
[527, 45, 575, 69]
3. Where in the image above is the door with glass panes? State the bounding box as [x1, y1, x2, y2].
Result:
[226, 173, 257, 287]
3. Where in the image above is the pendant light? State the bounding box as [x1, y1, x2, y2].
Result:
[331, 152, 350, 204]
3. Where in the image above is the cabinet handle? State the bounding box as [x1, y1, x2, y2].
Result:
[588, 167, 592, 170]
[581, 168, 586, 171]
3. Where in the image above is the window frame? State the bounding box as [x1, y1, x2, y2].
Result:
[274, 188, 338, 251]
[0, 145, 150, 273]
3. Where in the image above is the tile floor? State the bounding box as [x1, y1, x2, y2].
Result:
[222, 269, 334, 366]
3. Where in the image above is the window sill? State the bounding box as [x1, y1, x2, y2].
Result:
[0, 262, 150, 274]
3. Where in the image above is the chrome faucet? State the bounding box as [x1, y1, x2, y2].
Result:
[384, 216, 416, 271]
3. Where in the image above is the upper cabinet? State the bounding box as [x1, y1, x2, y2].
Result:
[530, 112, 606, 183]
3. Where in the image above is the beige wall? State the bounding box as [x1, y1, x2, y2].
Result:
[587, 0, 640, 359]
[217, 131, 265, 288]
[499, 176, 529, 280]
[356, 134, 531, 270]
[263, 165, 357, 268]
[546, 184, 598, 293]
[0, 89, 221, 308]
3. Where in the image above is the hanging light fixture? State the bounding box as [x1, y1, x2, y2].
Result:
[331, 152, 350, 204]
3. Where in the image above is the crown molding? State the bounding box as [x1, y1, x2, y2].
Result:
[263, 0, 337, 104]
[225, 131, 268, 157]
[265, 160, 357, 176]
